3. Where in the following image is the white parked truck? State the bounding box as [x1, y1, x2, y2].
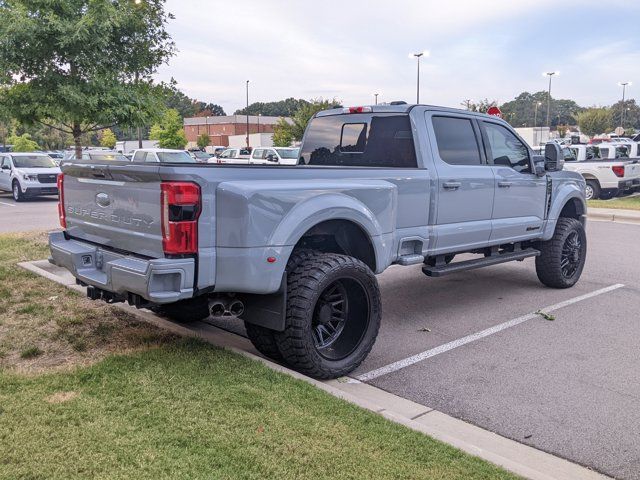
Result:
[564, 145, 640, 199]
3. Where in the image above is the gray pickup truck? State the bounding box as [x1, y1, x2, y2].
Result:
[49, 104, 587, 379]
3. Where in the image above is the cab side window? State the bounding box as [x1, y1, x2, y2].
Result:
[483, 122, 531, 174]
[143, 152, 157, 163]
[252, 149, 264, 159]
[1, 157, 10, 169]
[132, 151, 145, 163]
[432, 116, 482, 166]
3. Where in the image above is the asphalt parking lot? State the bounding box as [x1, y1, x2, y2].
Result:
[212, 219, 640, 480]
[0, 193, 59, 233]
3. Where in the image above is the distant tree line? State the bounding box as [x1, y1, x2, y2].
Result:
[465, 91, 639, 136]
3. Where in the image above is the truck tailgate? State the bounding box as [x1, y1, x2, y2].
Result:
[61, 163, 165, 258]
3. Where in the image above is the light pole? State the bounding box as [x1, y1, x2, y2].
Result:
[534, 101, 542, 128]
[409, 50, 429, 104]
[543, 71, 559, 129]
[245, 80, 249, 148]
[373, 93, 379, 105]
[618, 81, 631, 128]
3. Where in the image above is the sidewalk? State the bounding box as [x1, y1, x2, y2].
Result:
[588, 207, 640, 224]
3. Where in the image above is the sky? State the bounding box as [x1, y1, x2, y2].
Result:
[156, 0, 640, 114]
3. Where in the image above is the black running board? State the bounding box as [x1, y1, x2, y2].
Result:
[422, 248, 540, 277]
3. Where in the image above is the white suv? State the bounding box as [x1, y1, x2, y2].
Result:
[0, 152, 61, 201]
[249, 147, 299, 165]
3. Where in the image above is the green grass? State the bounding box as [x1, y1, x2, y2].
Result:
[0, 232, 519, 479]
[589, 195, 640, 211]
[0, 340, 518, 480]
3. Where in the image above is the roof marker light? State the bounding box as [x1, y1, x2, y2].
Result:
[343, 106, 372, 114]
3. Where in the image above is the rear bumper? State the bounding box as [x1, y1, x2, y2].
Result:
[48, 231, 195, 304]
[618, 179, 634, 190]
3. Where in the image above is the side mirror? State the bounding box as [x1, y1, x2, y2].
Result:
[544, 143, 564, 172]
[532, 155, 546, 177]
[1, 164, 10, 170]
[266, 154, 276, 162]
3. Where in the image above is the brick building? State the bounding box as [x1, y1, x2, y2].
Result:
[183, 115, 291, 148]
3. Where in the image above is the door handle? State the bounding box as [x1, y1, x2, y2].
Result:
[443, 181, 462, 190]
[498, 181, 513, 188]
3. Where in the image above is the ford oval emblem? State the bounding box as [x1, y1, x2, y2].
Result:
[95, 192, 111, 208]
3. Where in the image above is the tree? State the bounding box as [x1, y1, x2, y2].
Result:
[235, 98, 310, 117]
[150, 109, 187, 149]
[574, 108, 612, 137]
[100, 128, 117, 149]
[272, 99, 341, 144]
[499, 91, 583, 127]
[0, 0, 175, 159]
[193, 102, 226, 117]
[8, 133, 39, 152]
[272, 124, 294, 147]
[557, 124, 568, 138]
[610, 99, 640, 130]
[461, 98, 497, 114]
[196, 133, 210, 150]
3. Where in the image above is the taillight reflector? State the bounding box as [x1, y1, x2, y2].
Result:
[57, 173, 66, 229]
[160, 182, 201, 255]
[612, 165, 625, 178]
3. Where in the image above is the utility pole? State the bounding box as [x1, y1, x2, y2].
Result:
[374, 93, 379, 105]
[534, 101, 541, 128]
[245, 80, 250, 149]
[410, 51, 429, 104]
[619, 82, 631, 128]
[543, 71, 558, 129]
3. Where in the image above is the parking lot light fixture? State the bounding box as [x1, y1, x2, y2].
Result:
[410, 50, 430, 104]
[373, 93, 379, 105]
[534, 101, 542, 128]
[543, 71, 559, 128]
[618, 81, 631, 128]
[245, 80, 249, 148]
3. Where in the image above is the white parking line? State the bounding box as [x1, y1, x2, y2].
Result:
[0, 201, 16, 207]
[357, 283, 625, 382]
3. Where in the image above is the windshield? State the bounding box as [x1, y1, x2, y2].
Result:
[192, 151, 210, 159]
[12, 155, 57, 168]
[89, 153, 129, 162]
[275, 148, 299, 159]
[156, 151, 195, 163]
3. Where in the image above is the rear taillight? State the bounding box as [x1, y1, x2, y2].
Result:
[161, 182, 201, 255]
[612, 165, 625, 178]
[57, 173, 66, 228]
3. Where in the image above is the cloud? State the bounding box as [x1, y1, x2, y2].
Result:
[156, 0, 640, 112]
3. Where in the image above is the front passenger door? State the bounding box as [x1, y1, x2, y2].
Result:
[481, 121, 547, 242]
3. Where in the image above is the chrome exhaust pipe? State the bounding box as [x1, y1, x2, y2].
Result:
[229, 300, 244, 317]
[210, 301, 226, 317]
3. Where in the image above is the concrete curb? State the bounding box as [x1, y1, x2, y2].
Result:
[587, 208, 640, 225]
[18, 260, 610, 480]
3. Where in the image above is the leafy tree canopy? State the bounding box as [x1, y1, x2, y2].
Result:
[196, 132, 210, 149]
[8, 133, 39, 152]
[272, 99, 341, 145]
[149, 109, 187, 149]
[235, 98, 310, 117]
[100, 128, 117, 149]
[498, 91, 583, 128]
[0, 0, 175, 158]
[574, 108, 612, 137]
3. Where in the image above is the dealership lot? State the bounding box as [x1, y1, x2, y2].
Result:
[5, 192, 640, 479]
[211, 220, 640, 480]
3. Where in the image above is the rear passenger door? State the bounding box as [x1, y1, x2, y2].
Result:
[427, 113, 495, 253]
[0, 156, 11, 190]
[480, 121, 547, 242]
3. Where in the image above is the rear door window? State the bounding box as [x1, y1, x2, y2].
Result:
[432, 116, 482, 166]
[299, 114, 417, 168]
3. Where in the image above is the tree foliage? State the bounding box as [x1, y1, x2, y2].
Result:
[610, 99, 640, 130]
[149, 109, 187, 149]
[196, 133, 210, 149]
[461, 98, 497, 114]
[574, 108, 612, 137]
[235, 98, 310, 117]
[160, 83, 225, 118]
[100, 128, 117, 149]
[0, 0, 175, 158]
[498, 91, 582, 127]
[272, 99, 341, 145]
[8, 133, 39, 152]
